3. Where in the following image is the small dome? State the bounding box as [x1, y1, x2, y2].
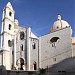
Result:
[50, 15, 70, 33]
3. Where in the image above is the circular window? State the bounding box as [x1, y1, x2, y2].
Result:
[57, 26, 59, 29]
[20, 32, 25, 40]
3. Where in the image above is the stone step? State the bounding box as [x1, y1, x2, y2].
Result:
[0, 70, 75, 75]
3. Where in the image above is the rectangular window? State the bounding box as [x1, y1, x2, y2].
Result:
[52, 42, 56, 47]
[53, 58, 56, 62]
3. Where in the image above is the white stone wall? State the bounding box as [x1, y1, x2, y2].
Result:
[3, 32, 12, 50]
[30, 38, 39, 70]
[15, 27, 27, 70]
[2, 51, 11, 70]
[26, 27, 31, 70]
[3, 19, 14, 32]
[1, 2, 15, 70]
[3, 4, 14, 22]
[0, 52, 2, 66]
[39, 27, 72, 69]
[72, 44, 75, 57]
[16, 28, 27, 64]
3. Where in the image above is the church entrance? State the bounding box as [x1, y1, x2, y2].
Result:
[16, 58, 25, 70]
[20, 58, 24, 70]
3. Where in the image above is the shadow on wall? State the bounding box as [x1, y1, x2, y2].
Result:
[47, 56, 75, 73]
[0, 65, 6, 70]
[0, 57, 75, 73]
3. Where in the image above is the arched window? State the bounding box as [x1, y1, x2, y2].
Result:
[8, 40, 12, 47]
[16, 58, 24, 70]
[9, 24, 11, 30]
[20, 58, 24, 70]
[32, 43, 36, 49]
[20, 32, 25, 40]
[9, 12, 12, 16]
[50, 37, 59, 43]
[20, 44, 23, 51]
[50, 37, 60, 47]
[33, 61, 37, 70]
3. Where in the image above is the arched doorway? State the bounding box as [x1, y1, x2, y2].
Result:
[33, 62, 37, 70]
[20, 58, 24, 70]
[16, 58, 25, 70]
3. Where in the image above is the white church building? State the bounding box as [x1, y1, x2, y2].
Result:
[0, 2, 75, 72]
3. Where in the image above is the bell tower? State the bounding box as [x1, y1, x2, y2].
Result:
[1, 2, 15, 70]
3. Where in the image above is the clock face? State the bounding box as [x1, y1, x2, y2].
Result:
[20, 32, 25, 40]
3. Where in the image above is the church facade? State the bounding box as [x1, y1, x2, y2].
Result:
[0, 2, 75, 72]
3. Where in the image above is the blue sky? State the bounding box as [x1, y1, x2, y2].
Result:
[0, 0, 75, 36]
